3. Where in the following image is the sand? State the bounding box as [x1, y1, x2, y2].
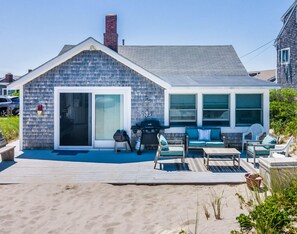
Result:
[0, 183, 251, 234]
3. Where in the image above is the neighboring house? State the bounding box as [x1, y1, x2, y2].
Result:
[249, 69, 276, 82]
[9, 14, 278, 150]
[0, 73, 20, 95]
[275, 0, 297, 87]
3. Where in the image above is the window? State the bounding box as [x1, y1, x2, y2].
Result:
[169, 94, 196, 126]
[203, 94, 229, 126]
[236, 94, 262, 126]
[280, 48, 290, 65]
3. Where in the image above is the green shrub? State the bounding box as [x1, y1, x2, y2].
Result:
[0, 116, 19, 142]
[10, 92, 19, 97]
[270, 88, 297, 136]
[234, 179, 297, 234]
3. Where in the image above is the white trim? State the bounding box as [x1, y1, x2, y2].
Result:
[19, 86, 23, 150]
[93, 89, 131, 148]
[262, 90, 270, 133]
[164, 88, 270, 134]
[276, 2, 297, 42]
[230, 93, 236, 129]
[164, 90, 169, 126]
[280, 47, 290, 65]
[197, 93, 203, 126]
[8, 37, 170, 90]
[54, 86, 131, 150]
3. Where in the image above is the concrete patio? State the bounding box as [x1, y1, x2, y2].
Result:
[0, 141, 257, 184]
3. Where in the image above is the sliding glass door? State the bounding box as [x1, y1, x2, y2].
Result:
[95, 94, 123, 140]
[59, 93, 92, 146]
[55, 87, 130, 149]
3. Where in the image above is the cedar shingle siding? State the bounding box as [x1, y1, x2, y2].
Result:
[23, 51, 164, 149]
[276, 5, 297, 87]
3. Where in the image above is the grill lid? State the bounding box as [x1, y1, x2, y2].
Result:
[140, 118, 161, 128]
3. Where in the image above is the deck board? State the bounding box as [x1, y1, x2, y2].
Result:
[0, 142, 258, 184]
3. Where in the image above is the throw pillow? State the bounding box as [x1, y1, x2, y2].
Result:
[159, 134, 169, 151]
[198, 129, 211, 141]
[262, 135, 277, 149]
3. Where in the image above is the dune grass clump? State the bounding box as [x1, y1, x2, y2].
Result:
[210, 190, 224, 220]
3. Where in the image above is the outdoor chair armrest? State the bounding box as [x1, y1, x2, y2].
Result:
[268, 145, 287, 154]
[167, 139, 183, 144]
[168, 144, 184, 148]
[274, 144, 287, 150]
[246, 140, 262, 144]
[253, 144, 275, 151]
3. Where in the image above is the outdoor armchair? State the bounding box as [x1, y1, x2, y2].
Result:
[242, 123, 265, 151]
[154, 134, 185, 169]
[246, 134, 278, 167]
[269, 136, 294, 158]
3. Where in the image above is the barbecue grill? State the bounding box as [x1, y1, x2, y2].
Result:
[131, 119, 169, 155]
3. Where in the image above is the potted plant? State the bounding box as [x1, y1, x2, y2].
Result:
[245, 173, 263, 190]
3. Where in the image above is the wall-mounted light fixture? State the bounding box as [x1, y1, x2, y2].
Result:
[37, 104, 43, 115]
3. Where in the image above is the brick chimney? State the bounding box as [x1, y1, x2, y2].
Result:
[4, 73, 13, 83]
[104, 14, 118, 52]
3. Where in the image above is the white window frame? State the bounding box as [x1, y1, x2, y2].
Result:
[164, 89, 269, 134]
[202, 94, 230, 127]
[169, 94, 197, 126]
[280, 48, 290, 65]
[235, 93, 263, 127]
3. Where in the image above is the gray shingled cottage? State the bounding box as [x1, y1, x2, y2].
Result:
[9, 14, 278, 150]
[275, 0, 297, 87]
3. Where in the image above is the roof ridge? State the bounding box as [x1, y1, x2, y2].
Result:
[281, 0, 297, 21]
[276, 1, 297, 43]
[118, 45, 232, 47]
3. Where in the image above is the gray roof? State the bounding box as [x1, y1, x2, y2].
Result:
[58, 43, 278, 88]
[118, 45, 277, 87]
[276, 1, 297, 42]
[118, 45, 248, 77]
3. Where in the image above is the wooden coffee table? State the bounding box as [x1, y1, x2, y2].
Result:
[203, 148, 241, 170]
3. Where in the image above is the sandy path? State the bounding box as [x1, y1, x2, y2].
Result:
[0, 183, 250, 234]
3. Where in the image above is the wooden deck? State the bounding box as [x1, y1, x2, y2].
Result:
[0, 142, 257, 184]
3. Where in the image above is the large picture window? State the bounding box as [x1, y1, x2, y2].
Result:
[236, 94, 262, 126]
[203, 94, 230, 126]
[169, 94, 196, 126]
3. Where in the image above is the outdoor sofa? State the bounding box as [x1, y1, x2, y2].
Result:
[185, 127, 226, 157]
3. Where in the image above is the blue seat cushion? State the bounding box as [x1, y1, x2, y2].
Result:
[210, 128, 221, 140]
[247, 145, 270, 155]
[205, 141, 224, 147]
[188, 140, 206, 147]
[186, 128, 199, 139]
[160, 146, 184, 156]
[262, 135, 277, 149]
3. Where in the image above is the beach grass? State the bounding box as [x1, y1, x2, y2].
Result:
[0, 116, 19, 142]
